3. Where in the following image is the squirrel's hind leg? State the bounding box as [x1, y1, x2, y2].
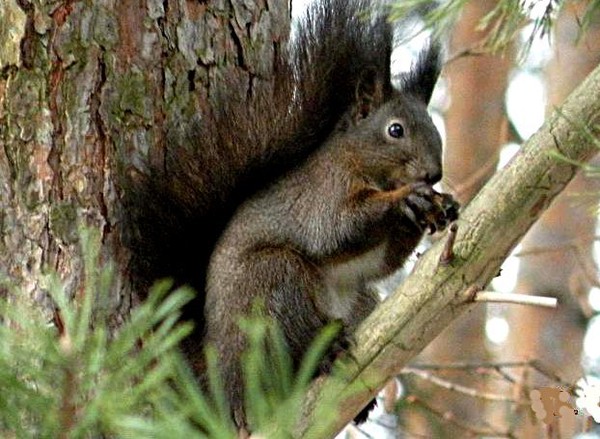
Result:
[250, 246, 338, 366]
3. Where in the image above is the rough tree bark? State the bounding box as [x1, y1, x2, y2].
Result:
[298, 61, 600, 438]
[0, 1, 288, 328]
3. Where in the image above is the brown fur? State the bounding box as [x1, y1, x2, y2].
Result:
[205, 53, 459, 428]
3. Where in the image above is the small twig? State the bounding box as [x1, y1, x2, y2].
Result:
[408, 360, 571, 388]
[473, 291, 558, 308]
[404, 395, 516, 438]
[445, 46, 488, 65]
[439, 223, 458, 266]
[528, 360, 574, 391]
[402, 368, 527, 404]
[383, 379, 399, 414]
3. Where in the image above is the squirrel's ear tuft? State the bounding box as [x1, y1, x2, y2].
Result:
[352, 67, 388, 122]
[402, 42, 442, 105]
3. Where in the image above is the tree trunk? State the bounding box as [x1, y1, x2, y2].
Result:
[0, 0, 289, 331]
[443, 0, 512, 204]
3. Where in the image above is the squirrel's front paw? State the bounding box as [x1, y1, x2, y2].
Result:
[427, 191, 459, 233]
[402, 184, 459, 233]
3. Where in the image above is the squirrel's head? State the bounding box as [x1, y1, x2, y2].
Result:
[336, 44, 443, 189]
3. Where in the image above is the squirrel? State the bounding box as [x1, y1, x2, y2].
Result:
[121, 0, 459, 431]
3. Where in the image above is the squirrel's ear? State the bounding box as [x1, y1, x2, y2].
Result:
[402, 42, 442, 105]
[352, 67, 388, 122]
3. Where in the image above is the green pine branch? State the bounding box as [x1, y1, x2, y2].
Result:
[0, 229, 341, 438]
[388, 0, 600, 57]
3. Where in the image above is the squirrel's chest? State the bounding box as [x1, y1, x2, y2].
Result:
[318, 242, 388, 318]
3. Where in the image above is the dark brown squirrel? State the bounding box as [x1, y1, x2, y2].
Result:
[205, 47, 459, 428]
[120, 0, 458, 430]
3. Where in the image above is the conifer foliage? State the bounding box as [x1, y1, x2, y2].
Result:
[0, 230, 337, 438]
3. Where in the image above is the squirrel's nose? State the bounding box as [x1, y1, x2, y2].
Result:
[422, 170, 442, 185]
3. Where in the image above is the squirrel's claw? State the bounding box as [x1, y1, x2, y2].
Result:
[400, 186, 459, 234]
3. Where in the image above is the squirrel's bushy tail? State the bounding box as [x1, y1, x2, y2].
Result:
[121, 0, 394, 330]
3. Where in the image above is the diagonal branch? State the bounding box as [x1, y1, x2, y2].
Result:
[297, 61, 600, 438]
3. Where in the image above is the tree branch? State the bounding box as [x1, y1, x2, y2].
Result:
[473, 291, 558, 308]
[297, 61, 600, 438]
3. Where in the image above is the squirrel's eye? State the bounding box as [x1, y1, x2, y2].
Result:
[387, 122, 405, 139]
